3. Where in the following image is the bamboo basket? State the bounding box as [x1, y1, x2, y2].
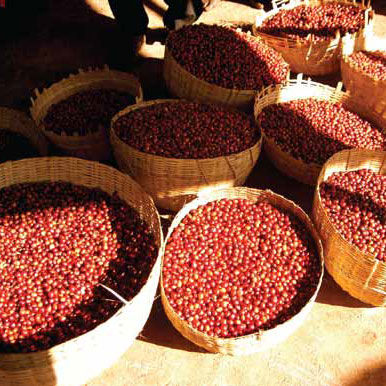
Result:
[160, 187, 324, 355]
[252, 0, 374, 76]
[312, 149, 386, 306]
[163, 33, 290, 112]
[110, 99, 262, 211]
[30, 66, 143, 161]
[0, 107, 49, 156]
[0, 157, 163, 386]
[254, 73, 386, 185]
[341, 50, 386, 119]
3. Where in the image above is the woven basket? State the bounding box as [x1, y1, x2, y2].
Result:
[252, 0, 374, 76]
[160, 187, 324, 355]
[0, 107, 48, 156]
[0, 157, 163, 386]
[110, 99, 262, 211]
[254, 73, 386, 185]
[341, 50, 386, 119]
[163, 31, 290, 112]
[312, 149, 386, 306]
[30, 66, 143, 161]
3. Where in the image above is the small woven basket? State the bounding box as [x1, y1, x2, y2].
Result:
[0, 107, 49, 156]
[160, 187, 324, 355]
[110, 99, 262, 212]
[0, 157, 163, 386]
[30, 66, 143, 161]
[163, 31, 290, 112]
[252, 0, 374, 76]
[312, 149, 386, 306]
[254, 73, 386, 185]
[341, 50, 386, 119]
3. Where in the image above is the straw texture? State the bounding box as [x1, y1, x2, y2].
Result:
[0, 107, 49, 156]
[254, 73, 386, 185]
[160, 187, 324, 355]
[29, 66, 143, 161]
[253, 0, 374, 75]
[312, 149, 386, 306]
[0, 157, 163, 386]
[341, 51, 386, 119]
[110, 99, 262, 211]
[163, 42, 276, 112]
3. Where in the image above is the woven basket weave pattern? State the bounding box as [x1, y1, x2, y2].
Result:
[253, 0, 374, 75]
[30, 66, 143, 161]
[110, 99, 262, 211]
[254, 74, 386, 185]
[0, 157, 163, 386]
[312, 149, 386, 307]
[160, 187, 324, 355]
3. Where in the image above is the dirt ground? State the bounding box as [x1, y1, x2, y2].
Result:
[0, 1, 386, 385]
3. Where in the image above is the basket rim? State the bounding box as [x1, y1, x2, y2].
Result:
[29, 66, 143, 140]
[253, 0, 373, 47]
[110, 98, 263, 162]
[314, 148, 386, 267]
[160, 187, 324, 346]
[164, 34, 289, 94]
[254, 76, 351, 169]
[0, 156, 163, 359]
[341, 50, 386, 84]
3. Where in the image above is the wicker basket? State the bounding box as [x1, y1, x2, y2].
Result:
[312, 149, 386, 306]
[0, 107, 49, 156]
[30, 66, 143, 161]
[252, 0, 374, 76]
[163, 33, 290, 112]
[0, 157, 163, 386]
[160, 187, 324, 355]
[110, 99, 262, 211]
[341, 50, 386, 119]
[254, 73, 386, 185]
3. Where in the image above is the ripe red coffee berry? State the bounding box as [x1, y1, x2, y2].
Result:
[43, 89, 136, 136]
[347, 51, 386, 81]
[167, 25, 289, 90]
[0, 182, 157, 353]
[320, 169, 386, 261]
[258, 98, 386, 165]
[163, 198, 321, 338]
[258, 3, 366, 41]
[114, 102, 260, 158]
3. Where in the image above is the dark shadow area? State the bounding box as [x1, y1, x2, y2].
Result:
[345, 361, 386, 386]
[316, 272, 372, 309]
[138, 295, 209, 353]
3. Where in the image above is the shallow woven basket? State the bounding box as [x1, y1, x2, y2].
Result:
[110, 99, 262, 211]
[254, 73, 386, 186]
[0, 157, 163, 386]
[160, 187, 324, 355]
[312, 149, 386, 306]
[163, 31, 290, 112]
[0, 107, 49, 156]
[341, 50, 386, 119]
[30, 66, 143, 161]
[252, 0, 374, 76]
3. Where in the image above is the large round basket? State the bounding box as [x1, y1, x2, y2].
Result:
[252, 0, 374, 76]
[341, 50, 386, 119]
[110, 99, 262, 212]
[160, 187, 324, 355]
[29, 66, 143, 161]
[312, 149, 386, 306]
[254, 74, 386, 185]
[0, 157, 163, 386]
[163, 31, 290, 112]
[0, 107, 49, 156]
